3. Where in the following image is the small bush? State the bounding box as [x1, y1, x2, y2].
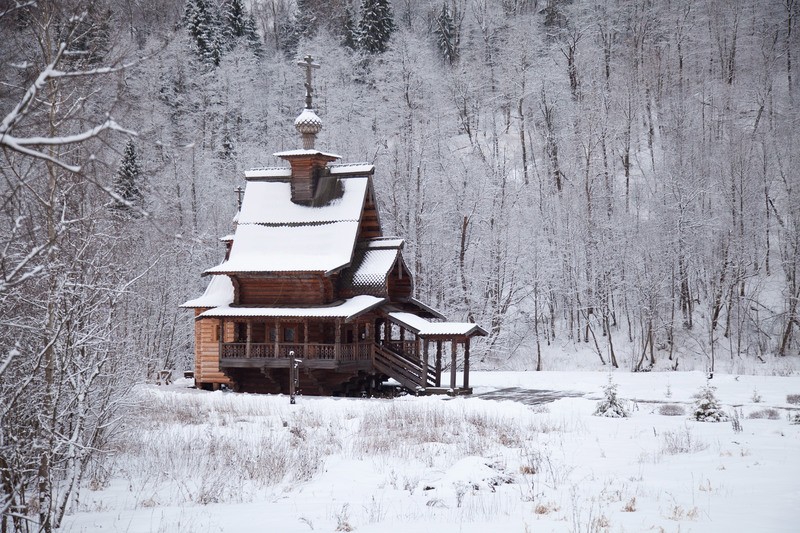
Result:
[692, 384, 728, 422]
[661, 427, 708, 454]
[791, 413, 800, 425]
[751, 389, 762, 403]
[747, 409, 780, 420]
[594, 377, 629, 418]
[787, 394, 800, 405]
[658, 404, 686, 416]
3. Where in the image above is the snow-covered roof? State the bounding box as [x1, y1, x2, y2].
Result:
[352, 249, 399, 286]
[329, 163, 375, 175]
[205, 221, 359, 274]
[244, 167, 292, 179]
[198, 295, 385, 321]
[180, 275, 234, 308]
[364, 237, 404, 249]
[387, 311, 488, 338]
[237, 178, 368, 225]
[219, 234, 234, 242]
[273, 149, 341, 159]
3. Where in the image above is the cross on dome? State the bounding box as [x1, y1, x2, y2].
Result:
[294, 55, 323, 149]
[297, 55, 320, 110]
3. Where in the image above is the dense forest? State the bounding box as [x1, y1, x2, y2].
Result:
[1, 0, 798, 529]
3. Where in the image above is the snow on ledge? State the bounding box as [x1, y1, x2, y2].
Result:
[245, 167, 292, 179]
[273, 149, 341, 159]
[329, 163, 375, 175]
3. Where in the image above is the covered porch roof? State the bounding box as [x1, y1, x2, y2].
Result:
[386, 311, 488, 339]
[197, 295, 385, 322]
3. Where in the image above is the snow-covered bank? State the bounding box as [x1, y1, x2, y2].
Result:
[63, 371, 800, 532]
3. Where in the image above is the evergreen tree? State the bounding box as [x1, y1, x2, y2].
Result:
[112, 139, 144, 216]
[341, 5, 358, 51]
[357, 0, 395, 54]
[184, 0, 221, 66]
[692, 384, 729, 422]
[278, 0, 318, 58]
[222, 0, 246, 47]
[433, 2, 458, 64]
[593, 376, 629, 418]
[244, 14, 264, 58]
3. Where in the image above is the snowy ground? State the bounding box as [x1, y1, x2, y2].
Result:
[64, 371, 800, 532]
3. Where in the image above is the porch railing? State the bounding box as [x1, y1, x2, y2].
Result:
[221, 342, 372, 362]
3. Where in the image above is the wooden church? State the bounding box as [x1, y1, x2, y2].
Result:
[182, 56, 485, 396]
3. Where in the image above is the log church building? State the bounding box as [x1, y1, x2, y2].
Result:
[182, 56, 485, 396]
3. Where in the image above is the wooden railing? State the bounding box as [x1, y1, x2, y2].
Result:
[374, 343, 436, 390]
[221, 342, 372, 361]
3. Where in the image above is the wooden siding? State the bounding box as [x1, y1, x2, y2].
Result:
[235, 274, 335, 305]
[194, 310, 232, 386]
[388, 260, 412, 300]
[358, 182, 381, 240]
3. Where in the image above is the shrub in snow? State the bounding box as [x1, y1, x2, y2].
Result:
[658, 404, 686, 416]
[747, 408, 780, 420]
[791, 413, 800, 425]
[594, 377, 629, 418]
[786, 394, 800, 405]
[692, 384, 728, 422]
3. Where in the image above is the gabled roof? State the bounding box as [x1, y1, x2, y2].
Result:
[205, 176, 370, 275]
[205, 221, 359, 274]
[237, 177, 368, 225]
[387, 311, 488, 338]
[198, 295, 385, 322]
[338, 237, 405, 295]
[180, 275, 234, 308]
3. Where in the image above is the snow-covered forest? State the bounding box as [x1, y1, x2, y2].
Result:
[1, 0, 799, 531]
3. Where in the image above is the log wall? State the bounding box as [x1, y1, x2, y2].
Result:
[194, 310, 232, 386]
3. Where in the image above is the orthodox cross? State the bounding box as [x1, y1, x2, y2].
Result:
[234, 185, 244, 209]
[297, 55, 320, 109]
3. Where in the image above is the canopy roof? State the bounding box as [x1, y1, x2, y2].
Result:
[387, 311, 488, 338]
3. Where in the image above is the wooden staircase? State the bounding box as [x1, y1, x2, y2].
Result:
[373, 342, 436, 393]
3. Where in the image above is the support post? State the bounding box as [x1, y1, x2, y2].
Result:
[435, 341, 442, 387]
[274, 320, 279, 358]
[304, 319, 309, 359]
[335, 319, 341, 360]
[450, 341, 457, 390]
[463, 339, 470, 389]
[423, 340, 429, 385]
[246, 321, 252, 358]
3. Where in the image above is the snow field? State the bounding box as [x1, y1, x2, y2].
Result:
[65, 371, 800, 532]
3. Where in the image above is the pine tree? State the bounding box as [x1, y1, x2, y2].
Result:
[357, 0, 395, 54]
[184, 0, 221, 66]
[222, 0, 247, 47]
[593, 376, 629, 418]
[341, 6, 358, 51]
[692, 384, 729, 422]
[112, 139, 144, 216]
[244, 14, 264, 58]
[434, 2, 458, 64]
[278, 0, 318, 58]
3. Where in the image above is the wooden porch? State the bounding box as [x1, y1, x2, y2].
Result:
[210, 311, 481, 395]
[220, 341, 373, 369]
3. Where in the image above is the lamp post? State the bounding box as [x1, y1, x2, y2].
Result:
[289, 350, 301, 404]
